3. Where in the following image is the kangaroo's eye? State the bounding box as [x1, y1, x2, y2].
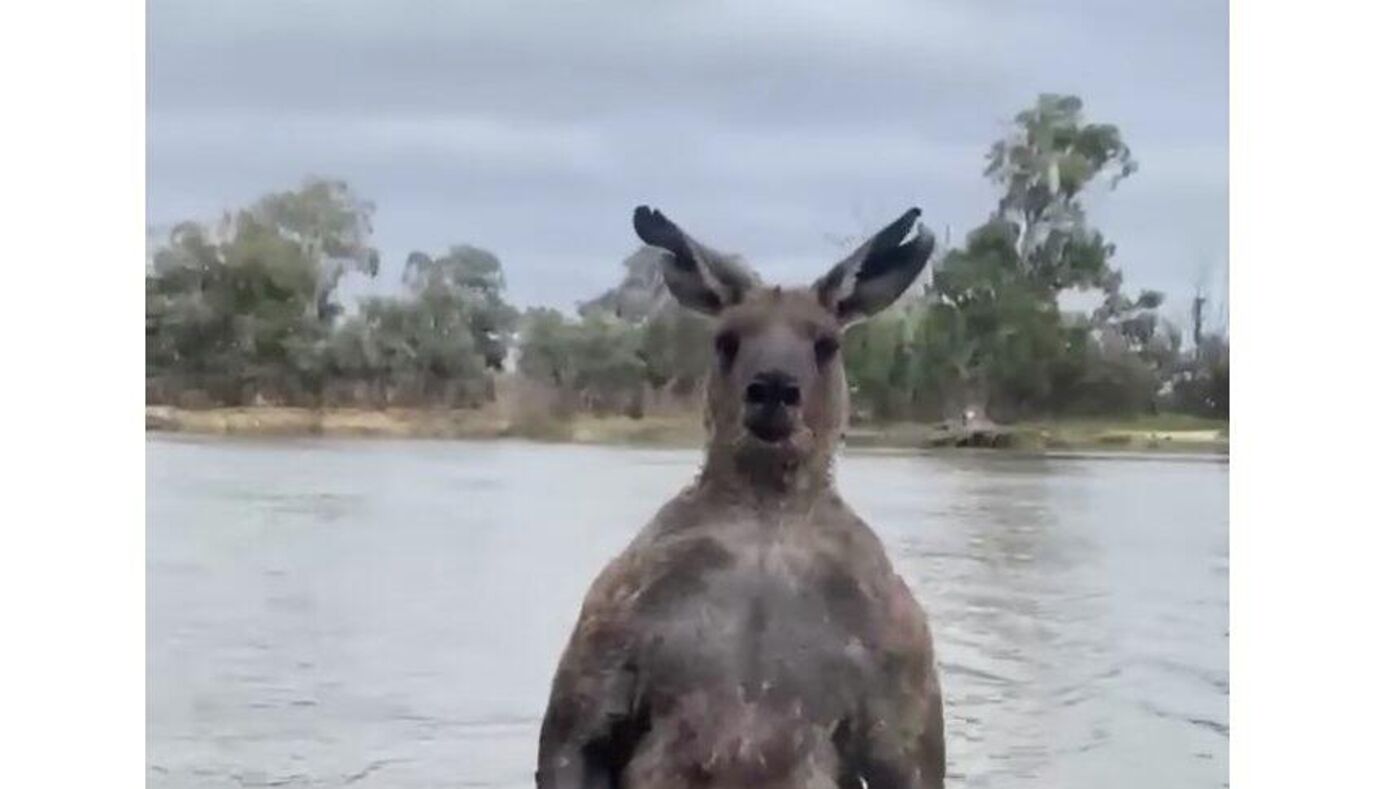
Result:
[814, 335, 840, 365]
[715, 331, 740, 364]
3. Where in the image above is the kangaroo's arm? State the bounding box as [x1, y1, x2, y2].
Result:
[849, 643, 945, 788]
[847, 569, 947, 789]
[536, 553, 647, 789]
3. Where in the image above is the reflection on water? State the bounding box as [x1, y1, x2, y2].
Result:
[147, 436, 1227, 788]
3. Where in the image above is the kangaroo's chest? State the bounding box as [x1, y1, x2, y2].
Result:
[632, 520, 884, 714]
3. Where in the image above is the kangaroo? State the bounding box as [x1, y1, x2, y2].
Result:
[536, 206, 944, 789]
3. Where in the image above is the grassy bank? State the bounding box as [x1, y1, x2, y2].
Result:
[145, 404, 707, 445]
[145, 405, 512, 440]
[1012, 413, 1228, 452]
[846, 413, 1227, 453]
[147, 405, 1226, 453]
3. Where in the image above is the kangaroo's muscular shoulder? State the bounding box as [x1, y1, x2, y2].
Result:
[813, 493, 936, 667]
[562, 485, 719, 642]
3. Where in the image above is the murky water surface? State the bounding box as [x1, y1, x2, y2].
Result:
[147, 436, 1227, 788]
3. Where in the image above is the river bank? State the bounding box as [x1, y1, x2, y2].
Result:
[145, 405, 1228, 454]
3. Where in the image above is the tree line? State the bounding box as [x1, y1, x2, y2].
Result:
[146, 94, 1227, 423]
[146, 180, 518, 408]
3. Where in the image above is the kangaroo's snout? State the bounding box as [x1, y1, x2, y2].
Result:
[744, 370, 801, 408]
[743, 370, 799, 442]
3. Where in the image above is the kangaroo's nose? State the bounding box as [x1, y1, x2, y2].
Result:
[744, 371, 801, 408]
[743, 371, 799, 443]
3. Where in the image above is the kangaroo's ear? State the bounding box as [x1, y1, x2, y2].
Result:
[633, 206, 758, 315]
[812, 208, 935, 326]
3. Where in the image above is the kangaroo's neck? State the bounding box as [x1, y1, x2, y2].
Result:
[696, 441, 835, 509]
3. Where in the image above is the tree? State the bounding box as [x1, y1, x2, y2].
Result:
[243, 178, 380, 322]
[145, 178, 536, 409]
[517, 308, 648, 416]
[917, 94, 1143, 419]
[517, 308, 576, 390]
[1171, 283, 1229, 418]
[146, 178, 381, 404]
[986, 93, 1136, 294]
[571, 313, 648, 415]
[637, 302, 711, 396]
[146, 222, 249, 402]
[577, 246, 711, 406]
[322, 244, 517, 407]
[844, 311, 913, 421]
[402, 245, 519, 370]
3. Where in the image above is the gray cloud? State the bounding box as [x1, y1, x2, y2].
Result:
[148, 0, 1227, 311]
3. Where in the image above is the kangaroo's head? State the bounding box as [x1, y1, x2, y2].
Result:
[633, 205, 935, 491]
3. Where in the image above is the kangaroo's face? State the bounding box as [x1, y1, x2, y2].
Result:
[704, 287, 845, 461]
[633, 206, 936, 475]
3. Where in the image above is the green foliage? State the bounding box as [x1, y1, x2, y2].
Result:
[247, 178, 380, 318]
[844, 312, 913, 422]
[147, 93, 1228, 425]
[145, 180, 365, 405]
[835, 94, 1222, 422]
[877, 93, 1151, 420]
[517, 308, 647, 416]
[637, 303, 711, 395]
[980, 93, 1136, 299]
[402, 245, 519, 370]
[986, 94, 1137, 222]
[1168, 334, 1229, 418]
[521, 95, 1224, 424]
[570, 314, 648, 414]
[325, 293, 492, 407]
[516, 308, 574, 388]
[147, 179, 508, 408]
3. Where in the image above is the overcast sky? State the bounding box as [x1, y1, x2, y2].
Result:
[147, 0, 1227, 321]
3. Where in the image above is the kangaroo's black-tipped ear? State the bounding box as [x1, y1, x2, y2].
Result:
[812, 207, 935, 326]
[633, 205, 758, 315]
[633, 206, 693, 269]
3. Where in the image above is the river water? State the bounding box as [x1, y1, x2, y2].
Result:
[147, 435, 1228, 788]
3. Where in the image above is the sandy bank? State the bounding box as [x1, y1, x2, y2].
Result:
[147, 405, 1226, 454]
